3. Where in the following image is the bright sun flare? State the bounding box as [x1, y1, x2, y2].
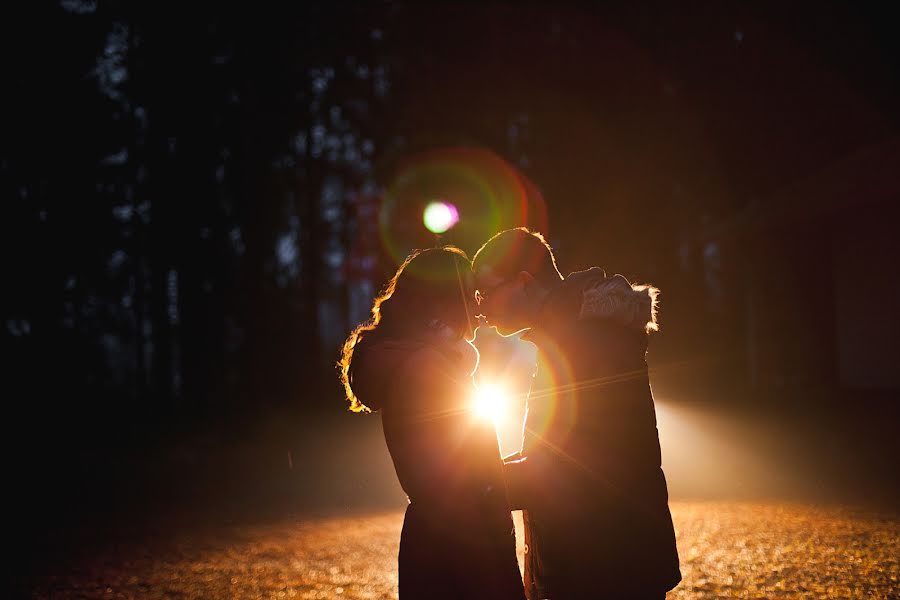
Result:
[473, 383, 508, 423]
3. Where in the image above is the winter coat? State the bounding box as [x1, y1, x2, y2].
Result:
[351, 336, 525, 600]
[504, 267, 681, 599]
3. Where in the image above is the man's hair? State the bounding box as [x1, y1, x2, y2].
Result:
[472, 227, 563, 288]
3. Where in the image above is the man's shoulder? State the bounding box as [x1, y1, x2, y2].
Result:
[562, 266, 607, 288]
[401, 344, 453, 376]
[539, 266, 608, 323]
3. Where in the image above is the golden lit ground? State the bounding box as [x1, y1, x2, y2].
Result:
[31, 502, 899, 599]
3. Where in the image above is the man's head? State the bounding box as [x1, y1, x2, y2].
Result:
[472, 227, 563, 333]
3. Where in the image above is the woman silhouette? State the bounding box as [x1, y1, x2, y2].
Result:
[340, 246, 524, 600]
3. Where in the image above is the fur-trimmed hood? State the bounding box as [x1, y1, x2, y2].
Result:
[561, 267, 660, 334]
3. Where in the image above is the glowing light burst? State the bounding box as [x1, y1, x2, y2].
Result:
[422, 200, 459, 234]
[473, 383, 509, 424]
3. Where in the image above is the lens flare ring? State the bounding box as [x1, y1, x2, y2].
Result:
[522, 335, 577, 454]
[377, 147, 549, 269]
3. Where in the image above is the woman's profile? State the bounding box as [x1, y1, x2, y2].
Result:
[339, 246, 524, 600]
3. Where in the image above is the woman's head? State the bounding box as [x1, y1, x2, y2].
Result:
[339, 246, 476, 412]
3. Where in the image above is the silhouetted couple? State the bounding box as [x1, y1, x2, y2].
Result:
[340, 228, 681, 599]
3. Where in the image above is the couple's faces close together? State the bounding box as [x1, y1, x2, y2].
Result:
[473, 265, 534, 335]
[421, 256, 536, 342]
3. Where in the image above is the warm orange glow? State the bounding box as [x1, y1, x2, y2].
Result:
[473, 382, 509, 424]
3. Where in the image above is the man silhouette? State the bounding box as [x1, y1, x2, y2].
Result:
[473, 228, 680, 600]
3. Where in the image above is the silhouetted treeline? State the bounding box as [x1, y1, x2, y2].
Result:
[3, 1, 899, 461]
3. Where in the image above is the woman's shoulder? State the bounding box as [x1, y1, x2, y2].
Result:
[391, 345, 474, 416]
[399, 342, 477, 394]
[362, 339, 447, 370]
[357, 337, 474, 405]
[358, 340, 459, 388]
[350, 338, 430, 408]
[399, 344, 460, 380]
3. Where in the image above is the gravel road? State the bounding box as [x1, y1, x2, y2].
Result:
[29, 501, 899, 599]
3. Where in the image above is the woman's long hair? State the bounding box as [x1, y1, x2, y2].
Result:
[339, 246, 475, 412]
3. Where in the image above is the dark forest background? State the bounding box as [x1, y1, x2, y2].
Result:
[4, 1, 900, 566]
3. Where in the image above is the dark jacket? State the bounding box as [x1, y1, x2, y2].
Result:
[505, 268, 681, 599]
[352, 336, 525, 600]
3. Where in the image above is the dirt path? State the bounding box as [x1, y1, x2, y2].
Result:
[29, 502, 900, 599]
